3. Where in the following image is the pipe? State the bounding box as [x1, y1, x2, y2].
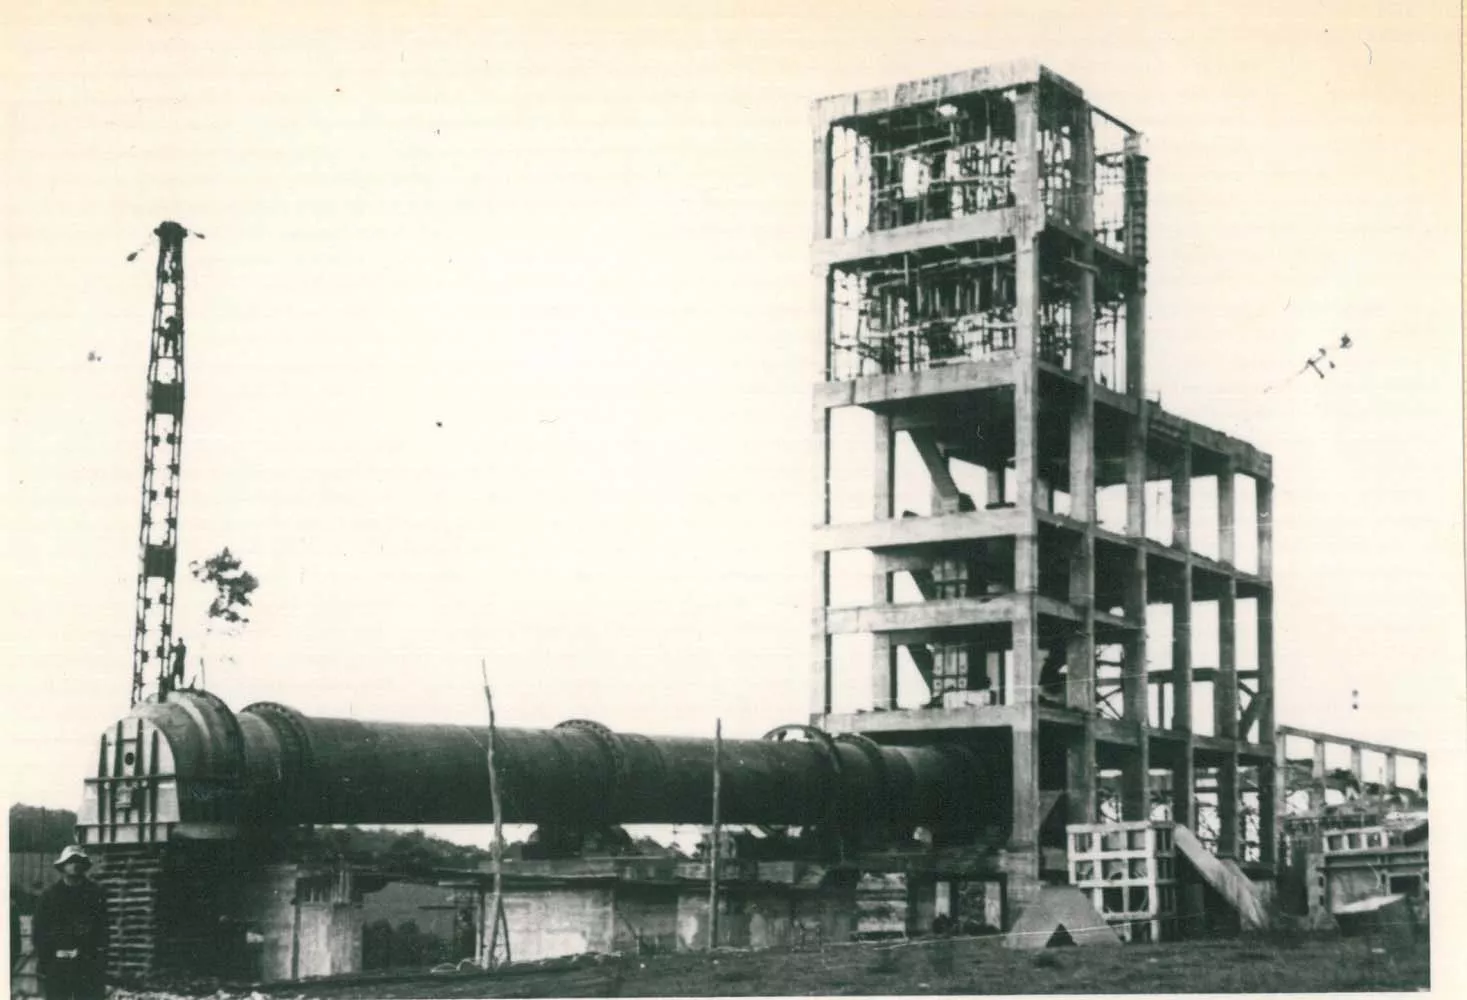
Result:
[78, 693, 994, 842]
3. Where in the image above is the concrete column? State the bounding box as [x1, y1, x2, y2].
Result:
[871, 636, 897, 711]
[1009, 83, 1044, 858]
[1125, 419, 1147, 537]
[1309, 741, 1327, 811]
[1218, 465, 1236, 566]
[1257, 588, 1275, 742]
[1350, 745, 1363, 787]
[1260, 753, 1280, 867]
[1172, 747, 1195, 828]
[1067, 726, 1098, 824]
[1065, 351, 1097, 821]
[871, 560, 897, 711]
[1385, 753, 1397, 789]
[1012, 86, 1041, 524]
[1257, 478, 1273, 579]
[810, 109, 831, 243]
[1171, 444, 1195, 826]
[1121, 546, 1150, 820]
[987, 467, 1006, 507]
[811, 402, 833, 717]
[1122, 746, 1151, 822]
[1171, 444, 1192, 552]
[1217, 755, 1239, 859]
[811, 551, 832, 718]
[1011, 605, 1042, 847]
[870, 414, 896, 710]
[1123, 135, 1147, 399]
[1171, 587, 1192, 733]
[1217, 582, 1238, 739]
[1069, 406, 1094, 522]
[1070, 104, 1096, 382]
[873, 414, 895, 521]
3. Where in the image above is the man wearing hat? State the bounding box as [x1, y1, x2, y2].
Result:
[33, 846, 109, 1000]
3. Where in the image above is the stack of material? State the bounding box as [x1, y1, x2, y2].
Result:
[92, 846, 166, 980]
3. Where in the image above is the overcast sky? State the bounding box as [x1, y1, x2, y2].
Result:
[2, 1, 1462, 820]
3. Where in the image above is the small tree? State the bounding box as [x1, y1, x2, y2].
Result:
[184, 547, 259, 690]
[189, 547, 259, 624]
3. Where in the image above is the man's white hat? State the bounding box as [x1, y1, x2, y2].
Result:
[53, 845, 91, 869]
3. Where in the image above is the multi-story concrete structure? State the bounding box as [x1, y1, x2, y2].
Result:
[808, 60, 1278, 906]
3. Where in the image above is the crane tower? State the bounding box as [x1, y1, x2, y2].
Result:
[129, 221, 192, 707]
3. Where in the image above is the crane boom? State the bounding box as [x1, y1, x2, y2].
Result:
[130, 221, 191, 707]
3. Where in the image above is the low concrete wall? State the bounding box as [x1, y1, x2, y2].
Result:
[238, 866, 298, 982]
[503, 887, 616, 963]
[613, 884, 678, 954]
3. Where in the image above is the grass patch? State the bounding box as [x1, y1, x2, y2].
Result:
[864, 954, 901, 975]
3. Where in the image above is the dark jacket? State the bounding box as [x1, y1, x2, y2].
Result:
[32, 879, 109, 977]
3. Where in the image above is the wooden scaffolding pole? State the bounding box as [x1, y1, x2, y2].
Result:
[481, 661, 511, 969]
[708, 717, 722, 951]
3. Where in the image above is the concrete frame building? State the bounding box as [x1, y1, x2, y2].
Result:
[808, 61, 1278, 902]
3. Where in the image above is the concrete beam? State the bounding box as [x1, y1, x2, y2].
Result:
[1147, 406, 1272, 481]
[1095, 382, 1141, 416]
[1237, 687, 1269, 740]
[1190, 733, 1273, 759]
[909, 429, 967, 513]
[1149, 668, 1260, 684]
[813, 505, 1026, 552]
[823, 593, 1078, 635]
[1092, 717, 1143, 748]
[1274, 726, 1426, 762]
[816, 703, 1027, 735]
[813, 356, 1018, 410]
[811, 58, 1054, 131]
[906, 642, 935, 688]
[814, 210, 1019, 269]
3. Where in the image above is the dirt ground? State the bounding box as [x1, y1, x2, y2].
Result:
[110, 930, 1430, 997]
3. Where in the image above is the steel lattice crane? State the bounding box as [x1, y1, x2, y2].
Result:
[129, 221, 194, 707]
